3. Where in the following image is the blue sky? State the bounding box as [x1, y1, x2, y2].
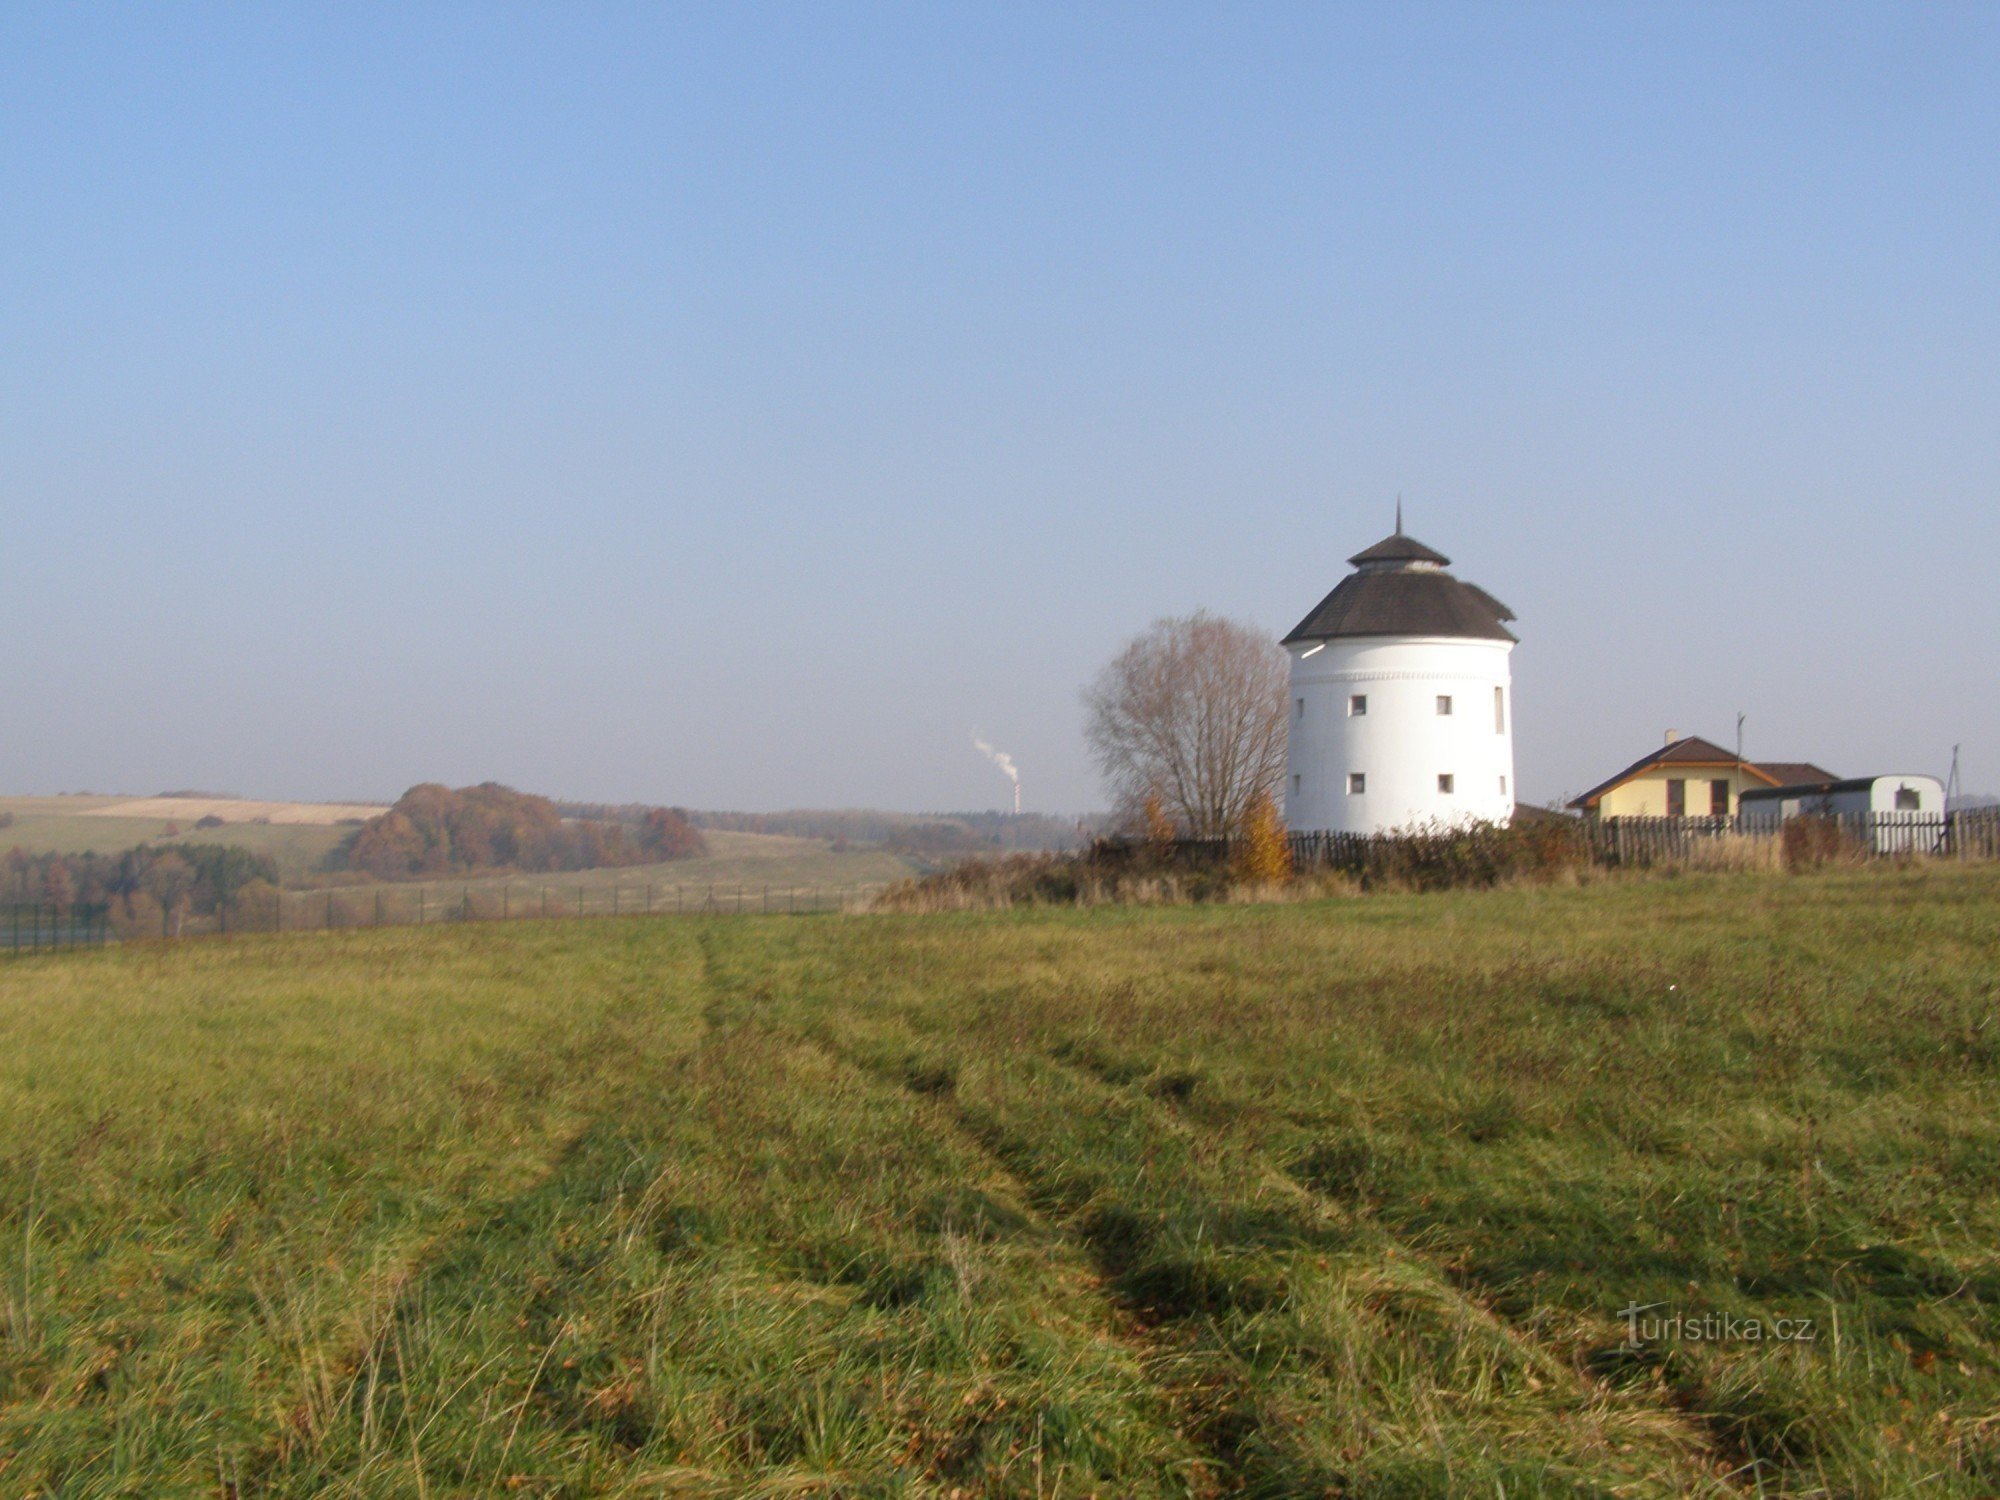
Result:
[4, 4, 1996, 812]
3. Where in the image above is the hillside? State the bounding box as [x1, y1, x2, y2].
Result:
[0, 870, 1995, 1493]
[0, 795, 358, 880]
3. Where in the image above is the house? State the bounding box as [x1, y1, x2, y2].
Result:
[1566, 733, 1835, 820]
[1284, 519, 1516, 835]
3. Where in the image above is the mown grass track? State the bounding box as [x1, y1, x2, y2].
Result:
[1, 867, 1996, 1495]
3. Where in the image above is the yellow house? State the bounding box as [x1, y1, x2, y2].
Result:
[1569, 734, 1835, 820]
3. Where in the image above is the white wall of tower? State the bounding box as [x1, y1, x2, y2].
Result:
[1283, 636, 1515, 834]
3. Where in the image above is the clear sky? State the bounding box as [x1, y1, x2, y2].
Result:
[4, 4, 1996, 813]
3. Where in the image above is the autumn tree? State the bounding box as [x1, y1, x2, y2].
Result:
[1083, 612, 1290, 839]
[1234, 788, 1293, 884]
[143, 853, 195, 937]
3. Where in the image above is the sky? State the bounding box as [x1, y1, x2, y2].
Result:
[4, 3, 1997, 813]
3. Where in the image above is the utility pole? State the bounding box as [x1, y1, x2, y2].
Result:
[1734, 711, 1746, 824]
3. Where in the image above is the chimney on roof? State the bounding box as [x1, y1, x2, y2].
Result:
[1665, 728, 1681, 745]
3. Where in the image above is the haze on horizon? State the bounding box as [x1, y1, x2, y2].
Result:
[5, 5, 1997, 815]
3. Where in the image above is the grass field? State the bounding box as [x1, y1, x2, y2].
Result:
[1, 868, 1995, 1495]
[0, 798, 356, 882]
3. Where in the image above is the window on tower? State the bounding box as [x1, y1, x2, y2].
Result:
[1494, 686, 1505, 733]
[1348, 773, 1366, 795]
[1295, 697, 1304, 720]
[1438, 774, 1455, 794]
[1348, 695, 1367, 716]
[1437, 695, 1453, 715]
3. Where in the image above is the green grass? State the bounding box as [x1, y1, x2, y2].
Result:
[1, 868, 1995, 1495]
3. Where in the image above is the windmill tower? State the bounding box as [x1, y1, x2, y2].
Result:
[1282, 513, 1517, 834]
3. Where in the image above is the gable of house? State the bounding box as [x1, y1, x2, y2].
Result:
[1569, 737, 1837, 818]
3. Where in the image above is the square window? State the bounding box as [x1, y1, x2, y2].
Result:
[1438, 774, 1454, 794]
[1895, 786, 1920, 811]
[1436, 695, 1453, 715]
[1348, 694, 1367, 716]
[1348, 772, 1366, 795]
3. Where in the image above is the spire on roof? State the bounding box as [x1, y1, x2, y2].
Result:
[1395, 495, 1403, 533]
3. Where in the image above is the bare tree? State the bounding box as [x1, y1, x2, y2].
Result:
[1083, 612, 1289, 839]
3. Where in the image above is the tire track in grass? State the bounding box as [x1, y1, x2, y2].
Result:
[682, 930, 1216, 1494]
[241, 927, 714, 1493]
[811, 1025, 1350, 1497]
[895, 1032, 1741, 1496]
[1050, 1042, 1754, 1495]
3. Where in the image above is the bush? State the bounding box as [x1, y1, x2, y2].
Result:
[1782, 816, 1865, 871]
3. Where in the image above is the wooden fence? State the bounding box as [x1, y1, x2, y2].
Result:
[1274, 808, 2000, 875]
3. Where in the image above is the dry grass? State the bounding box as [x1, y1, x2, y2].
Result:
[77, 796, 390, 825]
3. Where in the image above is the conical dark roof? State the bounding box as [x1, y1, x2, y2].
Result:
[1347, 531, 1451, 567]
[1284, 530, 1515, 645]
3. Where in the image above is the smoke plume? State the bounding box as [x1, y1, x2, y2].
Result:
[972, 735, 1022, 813]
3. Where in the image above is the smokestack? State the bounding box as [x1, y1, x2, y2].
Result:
[973, 735, 1023, 815]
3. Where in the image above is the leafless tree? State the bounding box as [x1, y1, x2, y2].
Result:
[1083, 612, 1289, 839]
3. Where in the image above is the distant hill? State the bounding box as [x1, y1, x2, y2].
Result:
[344, 784, 706, 878]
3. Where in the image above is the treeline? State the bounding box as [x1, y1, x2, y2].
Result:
[342, 783, 706, 879]
[688, 808, 1093, 853]
[3, 843, 279, 936]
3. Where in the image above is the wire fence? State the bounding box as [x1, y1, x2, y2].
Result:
[0, 881, 894, 955]
[0, 903, 111, 954]
[254, 880, 892, 933]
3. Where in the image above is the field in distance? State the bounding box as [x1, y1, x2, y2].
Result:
[1, 868, 1995, 1495]
[0, 794, 364, 879]
[291, 829, 921, 919]
[1, 797, 922, 892]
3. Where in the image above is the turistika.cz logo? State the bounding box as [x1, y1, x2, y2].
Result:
[1617, 1303, 1818, 1348]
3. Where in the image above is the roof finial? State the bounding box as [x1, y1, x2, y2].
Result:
[1395, 494, 1403, 534]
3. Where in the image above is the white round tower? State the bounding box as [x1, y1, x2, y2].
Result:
[1283, 524, 1516, 834]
